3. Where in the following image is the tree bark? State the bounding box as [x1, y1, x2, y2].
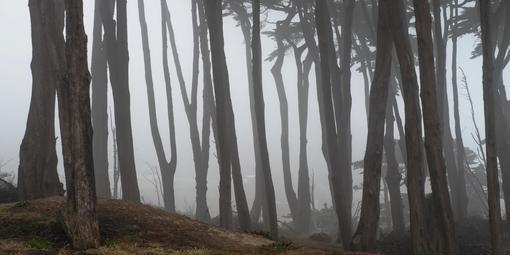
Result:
[413, 0, 459, 253]
[351, 2, 393, 249]
[18, 0, 64, 200]
[479, 1, 504, 254]
[58, 0, 100, 249]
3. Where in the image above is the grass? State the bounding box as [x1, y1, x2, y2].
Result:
[25, 236, 54, 250]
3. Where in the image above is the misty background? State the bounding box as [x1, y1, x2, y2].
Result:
[0, 0, 505, 217]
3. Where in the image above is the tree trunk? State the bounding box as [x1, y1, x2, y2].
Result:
[351, 2, 393, 249]
[413, 0, 459, 253]
[58, 0, 100, 249]
[387, 0, 431, 252]
[479, 1, 504, 254]
[90, 0, 111, 198]
[252, 0, 277, 238]
[18, 0, 64, 200]
[100, 0, 140, 202]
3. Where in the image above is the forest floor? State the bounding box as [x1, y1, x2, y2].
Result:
[0, 197, 377, 255]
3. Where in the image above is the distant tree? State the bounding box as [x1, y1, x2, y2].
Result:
[90, 0, 111, 198]
[57, 0, 100, 249]
[18, 0, 64, 200]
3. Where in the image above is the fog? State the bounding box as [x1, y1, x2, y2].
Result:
[0, 0, 505, 218]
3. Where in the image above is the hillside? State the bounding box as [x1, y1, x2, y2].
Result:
[0, 197, 369, 254]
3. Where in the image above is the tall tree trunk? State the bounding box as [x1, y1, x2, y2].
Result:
[101, 0, 141, 202]
[252, 0, 277, 238]
[387, 0, 430, 252]
[414, 0, 459, 253]
[479, 1, 503, 254]
[431, 0, 467, 220]
[315, 0, 350, 245]
[450, 0, 468, 221]
[58, 0, 100, 248]
[351, 2, 393, 249]
[18, 0, 64, 200]
[90, 0, 111, 198]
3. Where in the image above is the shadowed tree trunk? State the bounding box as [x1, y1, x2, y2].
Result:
[252, 0, 277, 239]
[100, 0, 140, 202]
[58, 0, 100, 249]
[351, 1, 393, 249]
[315, 0, 352, 245]
[18, 0, 64, 200]
[479, 1, 503, 254]
[413, 0, 459, 253]
[90, 0, 111, 198]
[387, 0, 431, 252]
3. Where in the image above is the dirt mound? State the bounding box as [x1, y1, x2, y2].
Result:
[0, 197, 371, 254]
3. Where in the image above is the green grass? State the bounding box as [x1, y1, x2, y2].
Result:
[25, 236, 53, 250]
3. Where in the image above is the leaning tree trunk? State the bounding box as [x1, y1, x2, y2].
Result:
[90, 0, 111, 198]
[204, 0, 234, 229]
[18, 0, 64, 200]
[479, 1, 504, 254]
[350, 1, 393, 250]
[387, 0, 431, 252]
[58, 0, 100, 249]
[252, 0, 277, 238]
[413, 0, 459, 253]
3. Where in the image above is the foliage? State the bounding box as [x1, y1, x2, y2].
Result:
[25, 237, 54, 250]
[257, 241, 295, 253]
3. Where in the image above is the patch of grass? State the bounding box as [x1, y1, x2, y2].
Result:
[257, 241, 295, 253]
[25, 236, 53, 250]
[13, 201, 29, 208]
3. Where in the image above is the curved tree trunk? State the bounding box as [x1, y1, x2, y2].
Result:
[18, 0, 64, 200]
[351, 2, 393, 249]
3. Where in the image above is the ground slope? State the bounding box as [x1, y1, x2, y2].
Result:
[0, 197, 371, 254]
